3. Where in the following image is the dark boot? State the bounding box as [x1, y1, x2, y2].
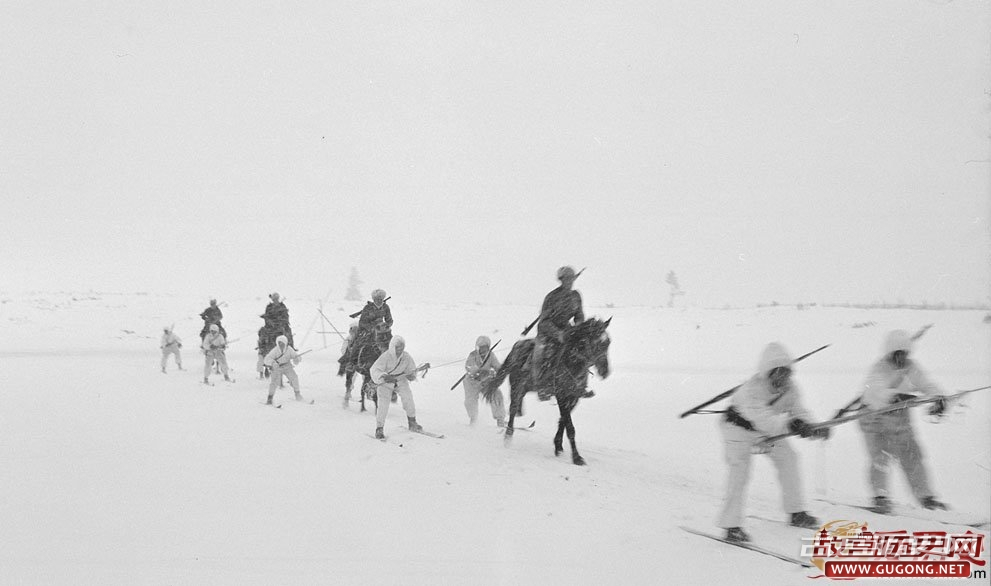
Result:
[408, 417, 423, 433]
[921, 496, 948, 511]
[871, 495, 892, 514]
[790, 511, 819, 529]
[224, 374, 231, 382]
[375, 427, 385, 439]
[725, 527, 750, 543]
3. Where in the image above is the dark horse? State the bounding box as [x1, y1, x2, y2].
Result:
[345, 329, 391, 412]
[482, 317, 611, 465]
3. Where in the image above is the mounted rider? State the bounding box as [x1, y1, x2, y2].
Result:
[199, 298, 226, 340]
[357, 289, 393, 351]
[260, 292, 293, 347]
[532, 266, 584, 399]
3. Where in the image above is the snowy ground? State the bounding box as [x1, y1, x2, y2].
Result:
[0, 292, 988, 585]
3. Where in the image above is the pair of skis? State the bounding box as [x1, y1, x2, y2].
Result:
[368, 426, 446, 442]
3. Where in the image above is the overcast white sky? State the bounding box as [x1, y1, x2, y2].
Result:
[2, 1, 989, 308]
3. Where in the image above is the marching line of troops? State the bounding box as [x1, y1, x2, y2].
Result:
[159, 267, 963, 542]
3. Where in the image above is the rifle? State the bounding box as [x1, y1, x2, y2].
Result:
[678, 344, 831, 418]
[450, 339, 501, 390]
[832, 323, 935, 418]
[349, 297, 391, 319]
[521, 267, 587, 336]
[756, 385, 991, 450]
[380, 362, 432, 384]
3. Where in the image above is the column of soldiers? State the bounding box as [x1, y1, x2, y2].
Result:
[163, 267, 968, 534]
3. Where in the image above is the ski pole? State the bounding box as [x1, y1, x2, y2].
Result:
[678, 344, 830, 418]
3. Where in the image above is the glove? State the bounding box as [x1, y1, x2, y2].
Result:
[789, 418, 814, 438]
[928, 396, 948, 416]
[891, 393, 916, 404]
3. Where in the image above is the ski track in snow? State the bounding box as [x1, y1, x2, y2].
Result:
[0, 292, 987, 585]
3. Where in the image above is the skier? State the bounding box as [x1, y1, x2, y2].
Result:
[263, 334, 303, 404]
[199, 298, 226, 340]
[160, 326, 183, 373]
[717, 342, 829, 543]
[532, 266, 584, 398]
[857, 330, 949, 514]
[462, 335, 506, 427]
[201, 323, 231, 384]
[338, 321, 360, 404]
[357, 289, 393, 350]
[370, 335, 421, 439]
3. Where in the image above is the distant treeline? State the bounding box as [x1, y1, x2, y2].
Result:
[751, 301, 991, 311]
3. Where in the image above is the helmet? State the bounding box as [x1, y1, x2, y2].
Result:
[371, 289, 387, 301]
[557, 266, 576, 280]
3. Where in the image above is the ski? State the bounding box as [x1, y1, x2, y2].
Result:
[816, 499, 989, 529]
[261, 402, 283, 409]
[201, 381, 215, 387]
[499, 421, 535, 433]
[680, 526, 813, 568]
[400, 426, 445, 439]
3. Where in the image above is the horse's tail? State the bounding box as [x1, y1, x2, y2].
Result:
[480, 360, 509, 405]
[481, 340, 531, 405]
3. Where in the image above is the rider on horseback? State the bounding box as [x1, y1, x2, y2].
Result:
[357, 289, 393, 350]
[532, 266, 584, 399]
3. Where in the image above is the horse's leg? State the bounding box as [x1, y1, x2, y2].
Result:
[359, 376, 368, 412]
[564, 401, 585, 466]
[554, 402, 566, 457]
[504, 388, 519, 444]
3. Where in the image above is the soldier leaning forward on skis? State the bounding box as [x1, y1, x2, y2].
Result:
[263, 334, 303, 404]
[858, 330, 949, 514]
[160, 326, 183, 373]
[370, 335, 422, 439]
[201, 323, 231, 383]
[717, 342, 829, 544]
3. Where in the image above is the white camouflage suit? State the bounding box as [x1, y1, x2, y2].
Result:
[160, 328, 183, 371]
[717, 343, 813, 529]
[370, 336, 418, 429]
[462, 335, 506, 426]
[263, 335, 302, 398]
[857, 330, 941, 502]
[201, 327, 230, 379]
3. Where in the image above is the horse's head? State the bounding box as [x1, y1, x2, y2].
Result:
[569, 317, 611, 379]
